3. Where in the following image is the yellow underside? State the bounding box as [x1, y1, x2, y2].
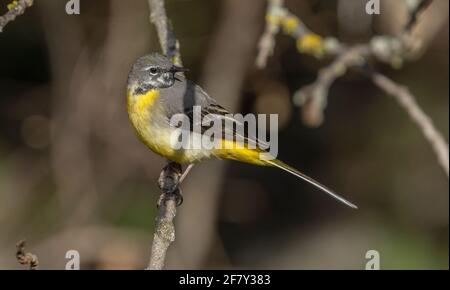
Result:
[212, 139, 268, 166]
[127, 88, 270, 166]
[127, 88, 195, 164]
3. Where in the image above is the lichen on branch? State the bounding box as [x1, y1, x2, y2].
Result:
[0, 0, 33, 33]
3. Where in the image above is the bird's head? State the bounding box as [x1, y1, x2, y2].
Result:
[128, 53, 188, 93]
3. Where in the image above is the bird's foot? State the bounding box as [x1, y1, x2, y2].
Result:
[157, 162, 184, 208]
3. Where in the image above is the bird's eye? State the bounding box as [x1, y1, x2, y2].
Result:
[143, 66, 158, 75]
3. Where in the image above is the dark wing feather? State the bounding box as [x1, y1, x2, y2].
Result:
[183, 103, 269, 151]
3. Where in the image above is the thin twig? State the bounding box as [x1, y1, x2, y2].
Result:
[404, 0, 434, 32]
[16, 240, 39, 270]
[294, 45, 370, 127]
[146, 0, 185, 270]
[148, 0, 182, 66]
[370, 72, 449, 177]
[0, 0, 33, 33]
[256, 0, 448, 177]
[255, 0, 284, 68]
[147, 162, 183, 270]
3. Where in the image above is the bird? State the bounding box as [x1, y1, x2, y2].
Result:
[126, 53, 357, 209]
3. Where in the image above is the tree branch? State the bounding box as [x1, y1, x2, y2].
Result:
[16, 240, 38, 270]
[0, 0, 33, 33]
[256, 0, 448, 178]
[147, 162, 183, 270]
[148, 0, 182, 66]
[370, 71, 449, 177]
[404, 0, 434, 33]
[255, 0, 284, 68]
[146, 0, 184, 270]
[294, 45, 370, 127]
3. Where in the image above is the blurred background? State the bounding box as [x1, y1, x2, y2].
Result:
[0, 0, 448, 269]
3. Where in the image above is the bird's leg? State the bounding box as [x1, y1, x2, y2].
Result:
[157, 162, 194, 208]
[179, 163, 194, 183]
[157, 161, 183, 207]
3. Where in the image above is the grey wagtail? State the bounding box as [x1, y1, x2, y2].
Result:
[126, 53, 357, 209]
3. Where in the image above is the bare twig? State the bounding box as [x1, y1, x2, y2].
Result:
[404, 0, 434, 32]
[146, 0, 185, 270]
[257, 0, 439, 66]
[148, 0, 182, 66]
[294, 43, 449, 177]
[16, 240, 38, 270]
[147, 162, 183, 270]
[256, 0, 448, 177]
[294, 45, 370, 127]
[256, 0, 284, 68]
[0, 0, 33, 33]
[370, 72, 449, 177]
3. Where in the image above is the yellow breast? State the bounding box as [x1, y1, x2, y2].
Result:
[127, 87, 160, 118]
[126, 87, 198, 164]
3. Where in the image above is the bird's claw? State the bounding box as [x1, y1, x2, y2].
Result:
[156, 162, 184, 208]
[157, 188, 183, 208]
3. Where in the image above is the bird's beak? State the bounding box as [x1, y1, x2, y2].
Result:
[171, 65, 189, 73]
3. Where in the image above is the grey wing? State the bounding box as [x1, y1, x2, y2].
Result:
[159, 79, 217, 116]
[183, 82, 269, 150]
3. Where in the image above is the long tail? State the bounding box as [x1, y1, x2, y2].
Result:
[266, 159, 358, 209]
